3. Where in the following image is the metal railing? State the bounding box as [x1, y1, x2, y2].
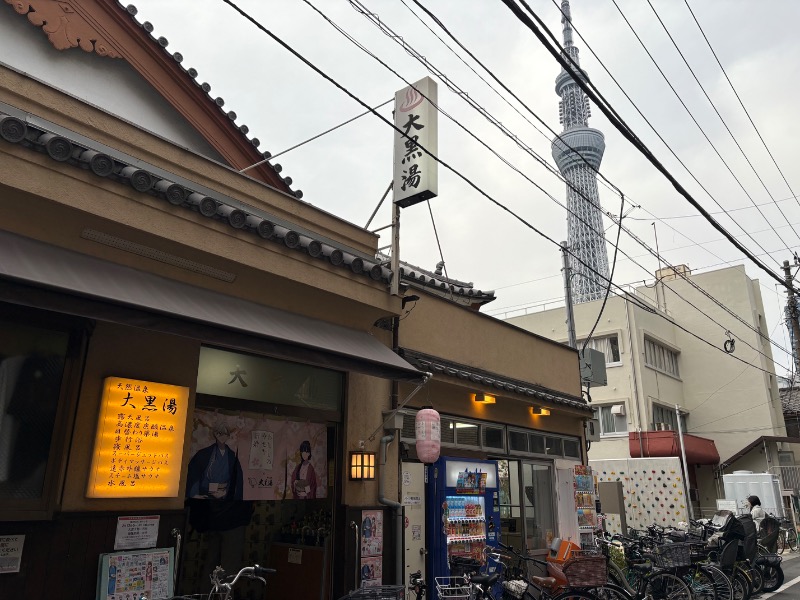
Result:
[770, 466, 800, 493]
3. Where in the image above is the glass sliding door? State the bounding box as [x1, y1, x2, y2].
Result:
[497, 459, 523, 550]
[521, 462, 556, 553]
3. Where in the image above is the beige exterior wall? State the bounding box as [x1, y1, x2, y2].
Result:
[506, 265, 787, 475]
[401, 290, 582, 399]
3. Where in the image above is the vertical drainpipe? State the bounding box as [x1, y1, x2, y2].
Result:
[625, 300, 645, 458]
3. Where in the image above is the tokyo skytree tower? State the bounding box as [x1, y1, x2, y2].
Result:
[551, 0, 610, 303]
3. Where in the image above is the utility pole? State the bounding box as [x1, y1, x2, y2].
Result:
[562, 242, 577, 349]
[783, 260, 800, 378]
[675, 404, 694, 520]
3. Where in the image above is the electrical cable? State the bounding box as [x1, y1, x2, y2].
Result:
[399, 0, 790, 357]
[219, 0, 655, 319]
[582, 193, 625, 352]
[223, 0, 785, 378]
[239, 99, 392, 173]
[684, 0, 800, 216]
[642, 0, 800, 246]
[626, 194, 800, 221]
[426, 199, 454, 301]
[505, 0, 789, 284]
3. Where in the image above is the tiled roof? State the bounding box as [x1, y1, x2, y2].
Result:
[383, 255, 496, 306]
[781, 385, 800, 414]
[119, 3, 302, 199]
[398, 348, 591, 412]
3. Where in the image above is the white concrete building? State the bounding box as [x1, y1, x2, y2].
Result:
[506, 265, 798, 515]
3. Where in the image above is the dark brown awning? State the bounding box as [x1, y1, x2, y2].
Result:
[0, 230, 422, 382]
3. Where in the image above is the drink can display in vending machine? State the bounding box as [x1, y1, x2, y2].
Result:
[425, 457, 500, 600]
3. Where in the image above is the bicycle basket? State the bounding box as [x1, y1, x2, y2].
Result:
[435, 576, 470, 599]
[653, 543, 692, 568]
[501, 579, 528, 600]
[346, 585, 405, 599]
[561, 554, 607, 587]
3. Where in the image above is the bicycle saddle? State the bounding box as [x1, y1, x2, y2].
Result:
[530, 576, 558, 588]
[630, 563, 653, 572]
[470, 573, 500, 586]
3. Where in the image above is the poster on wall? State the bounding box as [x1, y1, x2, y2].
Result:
[96, 547, 174, 600]
[360, 509, 384, 557]
[360, 556, 383, 588]
[187, 409, 327, 501]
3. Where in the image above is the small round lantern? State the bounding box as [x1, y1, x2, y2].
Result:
[415, 408, 441, 464]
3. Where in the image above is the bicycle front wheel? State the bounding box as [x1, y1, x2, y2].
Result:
[576, 583, 632, 600]
[777, 532, 786, 555]
[731, 568, 751, 600]
[644, 572, 692, 600]
[684, 566, 716, 600]
[703, 564, 733, 600]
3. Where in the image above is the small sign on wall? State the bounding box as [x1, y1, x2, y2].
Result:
[0, 535, 24, 573]
[114, 516, 160, 550]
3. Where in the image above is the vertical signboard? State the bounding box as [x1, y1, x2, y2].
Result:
[87, 377, 189, 498]
[393, 76, 438, 208]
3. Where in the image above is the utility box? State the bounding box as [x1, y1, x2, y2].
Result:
[722, 471, 784, 518]
[580, 348, 607, 387]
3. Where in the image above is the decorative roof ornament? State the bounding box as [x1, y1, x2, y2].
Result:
[7, 0, 122, 58]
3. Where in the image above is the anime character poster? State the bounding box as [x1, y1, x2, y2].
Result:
[189, 410, 326, 501]
[360, 509, 384, 557]
[276, 419, 328, 500]
[360, 556, 383, 588]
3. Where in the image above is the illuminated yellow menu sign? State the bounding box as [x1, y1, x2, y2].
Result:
[87, 377, 189, 498]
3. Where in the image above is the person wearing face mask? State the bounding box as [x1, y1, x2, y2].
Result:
[746, 495, 766, 530]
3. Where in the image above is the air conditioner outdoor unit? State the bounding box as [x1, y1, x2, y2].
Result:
[653, 422, 671, 431]
[611, 404, 625, 416]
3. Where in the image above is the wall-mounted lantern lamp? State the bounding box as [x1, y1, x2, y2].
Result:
[471, 393, 496, 404]
[349, 450, 376, 480]
[530, 407, 551, 416]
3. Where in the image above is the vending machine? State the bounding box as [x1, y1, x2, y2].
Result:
[425, 457, 500, 599]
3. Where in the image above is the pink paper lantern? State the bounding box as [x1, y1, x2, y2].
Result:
[415, 409, 441, 464]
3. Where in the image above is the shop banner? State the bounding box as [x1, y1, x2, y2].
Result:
[187, 409, 327, 501]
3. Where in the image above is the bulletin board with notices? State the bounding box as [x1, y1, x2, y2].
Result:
[96, 548, 174, 600]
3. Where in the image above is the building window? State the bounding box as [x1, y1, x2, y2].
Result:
[580, 334, 621, 364]
[652, 404, 687, 431]
[644, 338, 680, 377]
[593, 404, 628, 436]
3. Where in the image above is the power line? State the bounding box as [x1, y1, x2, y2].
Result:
[683, 0, 800, 216]
[583, 194, 626, 351]
[219, 0, 790, 380]
[506, 0, 789, 284]
[626, 194, 800, 221]
[239, 99, 392, 173]
[218, 0, 655, 319]
[348, 0, 790, 360]
[642, 0, 800, 246]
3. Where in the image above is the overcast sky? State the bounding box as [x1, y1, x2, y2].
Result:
[130, 0, 800, 376]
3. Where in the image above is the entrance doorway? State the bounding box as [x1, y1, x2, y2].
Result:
[498, 459, 556, 555]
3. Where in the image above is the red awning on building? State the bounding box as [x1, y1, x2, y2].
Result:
[629, 431, 720, 465]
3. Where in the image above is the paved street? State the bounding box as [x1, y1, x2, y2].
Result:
[761, 552, 800, 599]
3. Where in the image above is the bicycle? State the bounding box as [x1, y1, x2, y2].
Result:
[170, 564, 275, 600]
[498, 541, 691, 600]
[409, 570, 427, 600]
[777, 518, 798, 554]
